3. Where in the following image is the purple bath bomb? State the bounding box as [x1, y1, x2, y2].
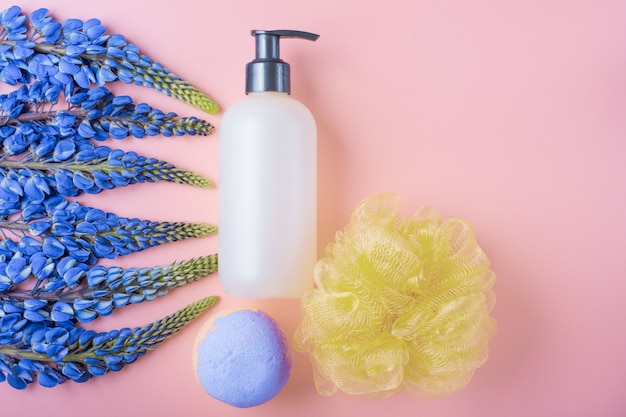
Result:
[193, 308, 292, 408]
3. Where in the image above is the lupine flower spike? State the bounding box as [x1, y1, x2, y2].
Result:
[0, 6, 219, 113]
[0, 198, 218, 264]
[1, 146, 213, 197]
[0, 296, 219, 389]
[0, 255, 218, 323]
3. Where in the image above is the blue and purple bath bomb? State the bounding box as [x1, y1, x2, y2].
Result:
[193, 308, 293, 408]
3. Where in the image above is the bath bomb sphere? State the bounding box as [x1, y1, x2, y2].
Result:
[193, 308, 292, 408]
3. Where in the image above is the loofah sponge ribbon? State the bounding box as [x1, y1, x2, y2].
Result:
[294, 193, 496, 397]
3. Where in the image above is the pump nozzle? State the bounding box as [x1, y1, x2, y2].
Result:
[246, 29, 320, 94]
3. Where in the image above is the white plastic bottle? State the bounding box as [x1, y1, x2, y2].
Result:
[219, 30, 319, 298]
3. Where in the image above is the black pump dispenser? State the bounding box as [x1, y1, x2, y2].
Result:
[245, 30, 319, 94]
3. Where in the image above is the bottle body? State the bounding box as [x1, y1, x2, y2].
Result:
[219, 92, 317, 298]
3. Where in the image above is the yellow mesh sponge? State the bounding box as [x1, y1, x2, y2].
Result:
[294, 193, 496, 397]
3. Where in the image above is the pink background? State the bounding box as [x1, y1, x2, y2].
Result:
[2, 0, 625, 416]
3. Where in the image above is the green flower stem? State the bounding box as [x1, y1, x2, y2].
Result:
[0, 347, 41, 361]
[0, 220, 29, 231]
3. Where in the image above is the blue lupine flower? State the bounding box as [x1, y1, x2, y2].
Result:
[1, 5, 221, 392]
[1, 254, 217, 324]
[0, 6, 218, 113]
[1, 157, 212, 201]
[0, 81, 213, 143]
[0, 196, 217, 297]
[0, 297, 218, 389]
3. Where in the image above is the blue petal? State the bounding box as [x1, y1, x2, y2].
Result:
[67, 90, 88, 106]
[63, 18, 83, 32]
[24, 299, 47, 311]
[42, 279, 66, 292]
[23, 177, 46, 202]
[0, 313, 22, 332]
[32, 137, 57, 159]
[128, 124, 145, 138]
[87, 363, 108, 376]
[56, 257, 76, 275]
[51, 302, 75, 322]
[7, 256, 31, 284]
[112, 95, 132, 106]
[0, 62, 24, 84]
[17, 359, 43, 372]
[84, 208, 106, 222]
[77, 120, 96, 138]
[53, 139, 76, 161]
[45, 345, 69, 361]
[65, 44, 85, 57]
[37, 368, 61, 388]
[45, 327, 69, 344]
[85, 45, 106, 54]
[109, 171, 129, 187]
[2, 178, 22, 196]
[77, 329, 96, 345]
[84, 19, 106, 39]
[75, 221, 97, 235]
[1, 6, 24, 27]
[42, 22, 62, 43]
[55, 112, 77, 129]
[59, 56, 80, 74]
[51, 221, 74, 236]
[28, 220, 51, 236]
[27, 55, 50, 79]
[1, 302, 24, 314]
[74, 65, 94, 88]
[29, 8, 49, 26]
[23, 309, 48, 322]
[95, 299, 114, 316]
[18, 236, 43, 255]
[112, 293, 130, 307]
[30, 253, 55, 279]
[7, 374, 28, 390]
[93, 238, 115, 258]
[60, 362, 84, 380]
[92, 332, 111, 347]
[76, 308, 97, 323]
[96, 66, 117, 84]
[86, 267, 106, 286]
[13, 43, 34, 59]
[109, 124, 129, 139]
[53, 70, 73, 85]
[0, 187, 18, 203]
[117, 67, 134, 83]
[63, 265, 88, 288]
[107, 34, 126, 47]
[72, 172, 96, 191]
[68, 247, 92, 263]
[42, 236, 65, 258]
[43, 195, 66, 212]
[106, 46, 125, 59]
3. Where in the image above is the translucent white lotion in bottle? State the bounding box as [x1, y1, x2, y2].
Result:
[219, 30, 319, 298]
